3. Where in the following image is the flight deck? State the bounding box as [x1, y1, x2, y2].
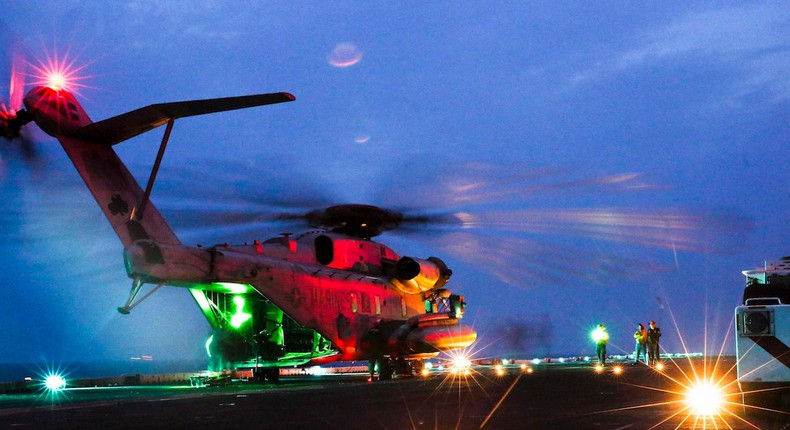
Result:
[0, 356, 785, 429]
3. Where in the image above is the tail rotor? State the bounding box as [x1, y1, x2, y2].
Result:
[1, 51, 32, 140]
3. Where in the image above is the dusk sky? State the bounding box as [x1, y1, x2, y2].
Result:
[1, 2, 788, 366]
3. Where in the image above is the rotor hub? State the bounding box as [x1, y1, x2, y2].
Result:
[0, 109, 32, 139]
[305, 204, 404, 238]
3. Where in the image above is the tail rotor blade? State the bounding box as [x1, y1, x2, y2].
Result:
[8, 50, 25, 112]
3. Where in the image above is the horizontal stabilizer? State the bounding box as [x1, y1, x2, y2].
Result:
[75, 92, 295, 146]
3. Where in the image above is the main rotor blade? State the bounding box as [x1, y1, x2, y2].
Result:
[415, 231, 667, 288]
[372, 158, 661, 210]
[395, 206, 752, 253]
[147, 156, 338, 212]
[138, 149, 755, 290]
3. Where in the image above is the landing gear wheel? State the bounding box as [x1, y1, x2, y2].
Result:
[265, 368, 280, 383]
[253, 367, 265, 382]
[395, 357, 413, 376]
[379, 359, 394, 381]
[413, 360, 425, 375]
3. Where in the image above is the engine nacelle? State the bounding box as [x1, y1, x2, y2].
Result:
[390, 256, 452, 295]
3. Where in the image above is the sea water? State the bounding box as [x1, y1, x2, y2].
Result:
[0, 359, 206, 383]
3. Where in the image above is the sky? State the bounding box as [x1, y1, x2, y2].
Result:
[0, 1, 789, 366]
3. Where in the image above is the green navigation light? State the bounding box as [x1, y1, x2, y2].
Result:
[192, 290, 212, 312]
[213, 282, 252, 294]
[229, 295, 252, 329]
[205, 334, 214, 357]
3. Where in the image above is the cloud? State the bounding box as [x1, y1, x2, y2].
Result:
[123, 0, 242, 42]
[571, 3, 790, 104]
[630, 4, 788, 60]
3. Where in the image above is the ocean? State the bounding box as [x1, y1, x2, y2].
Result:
[0, 359, 206, 383]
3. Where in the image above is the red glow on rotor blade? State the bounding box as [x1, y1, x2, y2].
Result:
[8, 52, 26, 111]
[0, 102, 12, 117]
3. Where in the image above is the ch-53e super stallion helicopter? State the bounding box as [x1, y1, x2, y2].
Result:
[1, 73, 476, 381]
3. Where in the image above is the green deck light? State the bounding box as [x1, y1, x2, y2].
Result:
[44, 373, 66, 391]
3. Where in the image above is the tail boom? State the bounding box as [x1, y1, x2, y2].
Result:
[23, 85, 179, 247]
[22, 85, 295, 248]
[59, 134, 180, 247]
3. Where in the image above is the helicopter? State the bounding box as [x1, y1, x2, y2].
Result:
[1, 45, 754, 381]
[1, 74, 477, 381]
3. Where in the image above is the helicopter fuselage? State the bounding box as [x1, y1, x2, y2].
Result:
[124, 230, 476, 361]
